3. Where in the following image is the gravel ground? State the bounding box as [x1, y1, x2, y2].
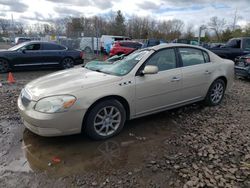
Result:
[0, 70, 249, 188]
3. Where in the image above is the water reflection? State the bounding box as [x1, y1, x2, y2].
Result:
[21, 113, 181, 177]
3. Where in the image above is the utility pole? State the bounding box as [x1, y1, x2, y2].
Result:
[232, 8, 238, 31]
[198, 25, 206, 45]
[11, 14, 15, 40]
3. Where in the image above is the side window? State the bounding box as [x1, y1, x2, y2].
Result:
[245, 39, 250, 50]
[25, 43, 41, 51]
[227, 39, 241, 48]
[203, 51, 210, 62]
[179, 48, 205, 67]
[145, 48, 176, 72]
[43, 43, 62, 50]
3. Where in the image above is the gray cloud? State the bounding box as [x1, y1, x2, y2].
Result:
[137, 1, 160, 10]
[46, 0, 113, 9]
[0, 12, 6, 17]
[54, 7, 82, 17]
[0, 0, 28, 13]
[20, 12, 53, 22]
[46, 0, 91, 6]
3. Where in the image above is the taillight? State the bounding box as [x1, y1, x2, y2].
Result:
[80, 51, 84, 59]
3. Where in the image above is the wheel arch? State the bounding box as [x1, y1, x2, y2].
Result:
[61, 56, 74, 61]
[81, 95, 130, 130]
[215, 76, 227, 87]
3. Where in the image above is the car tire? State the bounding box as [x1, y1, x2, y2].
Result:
[0, 58, 10, 73]
[85, 99, 126, 140]
[61, 58, 74, 69]
[204, 79, 226, 106]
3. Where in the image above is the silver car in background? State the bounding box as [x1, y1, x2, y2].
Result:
[18, 44, 234, 140]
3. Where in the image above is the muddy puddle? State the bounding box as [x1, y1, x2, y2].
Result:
[0, 112, 183, 178]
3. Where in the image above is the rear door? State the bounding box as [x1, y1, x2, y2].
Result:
[135, 48, 182, 116]
[41, 43, 66, 66]
[178, 47, 215, 101]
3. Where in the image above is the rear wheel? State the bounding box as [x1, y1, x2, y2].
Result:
[0, 58, 9, 73]
[84, 99, 126, 140]
[204, 79, 226, 106]
[61, 58, 74, 69]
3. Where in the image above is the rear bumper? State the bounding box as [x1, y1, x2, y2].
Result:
[235, 66, 250, 78]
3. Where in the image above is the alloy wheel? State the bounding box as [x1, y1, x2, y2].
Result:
[210, 82, 224, 104]
[93, 106, 121, 136]
[62, 58, 74, 69]
[0, 59, 9, 73]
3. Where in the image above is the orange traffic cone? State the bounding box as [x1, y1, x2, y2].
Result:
[7, 72, 15, 84]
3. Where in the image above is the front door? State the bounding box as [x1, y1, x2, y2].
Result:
[135, 48, 182, 116]
[13, 43, 43, 67]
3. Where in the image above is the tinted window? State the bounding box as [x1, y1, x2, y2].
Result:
[120, 42, 130, 48]
[43, 43, 65, 50]
[245, 39, 250, 50]
[227, 39, 241, 48]
[148, 39, 160, 47]
[179, 48, 205, 67]
[145, 48, 176, 71]
[24, 43, 41, 51]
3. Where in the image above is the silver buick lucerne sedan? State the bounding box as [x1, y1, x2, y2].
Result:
[18, 44, 234, 140]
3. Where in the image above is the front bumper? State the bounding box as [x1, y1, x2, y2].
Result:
[235, 66, 250, 78]
[18, 95, 86, 137]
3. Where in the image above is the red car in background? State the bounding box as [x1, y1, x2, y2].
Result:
[109, 41, 142, 57]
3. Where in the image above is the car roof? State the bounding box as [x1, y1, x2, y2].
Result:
[149, 43, 208, 51]
[117, 40, 142, 44]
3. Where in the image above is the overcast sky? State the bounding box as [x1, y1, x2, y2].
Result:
[0, 0, 249, 30]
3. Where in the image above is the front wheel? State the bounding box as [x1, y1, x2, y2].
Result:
[0, 58, 10, 73]
[61, 58, 74, 69]
[204, 79, 226, 106]
[84, 99, 126, 140]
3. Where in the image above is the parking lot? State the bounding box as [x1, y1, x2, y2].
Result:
[0, 69, 249, 187]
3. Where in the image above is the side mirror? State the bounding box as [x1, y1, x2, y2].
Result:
[21, 49, 26, 53]
[142, 65, 158, 75]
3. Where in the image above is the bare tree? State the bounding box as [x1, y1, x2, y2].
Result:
[183, 23, 195, 39]
[208, 16, 226, 41]
[0, 19, 11, 34]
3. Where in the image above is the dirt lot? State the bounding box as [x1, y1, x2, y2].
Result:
[0, 69, 249, 188]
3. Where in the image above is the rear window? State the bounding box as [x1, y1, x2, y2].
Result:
[203, 51, 210, 62]
[245, 39, 250, 50]
[119, 42, 141, 49]
[179, 48, 206, 67]
[43, 43, 66, 50]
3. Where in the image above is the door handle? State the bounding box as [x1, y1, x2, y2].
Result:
[171, 76, 181, 82]
[204, 70, 211, 75]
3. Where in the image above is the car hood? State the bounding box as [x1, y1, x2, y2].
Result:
[25, 68, 122, 101]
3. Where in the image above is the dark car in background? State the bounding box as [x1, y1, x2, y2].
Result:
[235, 54, 250, 79]
[109, 41, 142, 57]
[0, 41, 84, 73]
[142, 39, 167, 48]
[209, 37, 250, 61]
[15, 37, 32, 45]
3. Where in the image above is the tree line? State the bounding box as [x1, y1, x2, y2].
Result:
[0, 10, 250, 42]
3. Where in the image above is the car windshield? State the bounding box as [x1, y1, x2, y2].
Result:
[8, 42, 29, 51]
[85, 50, 151, 76]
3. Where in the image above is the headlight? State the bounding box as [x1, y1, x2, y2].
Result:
[34, 95, 76, 113]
